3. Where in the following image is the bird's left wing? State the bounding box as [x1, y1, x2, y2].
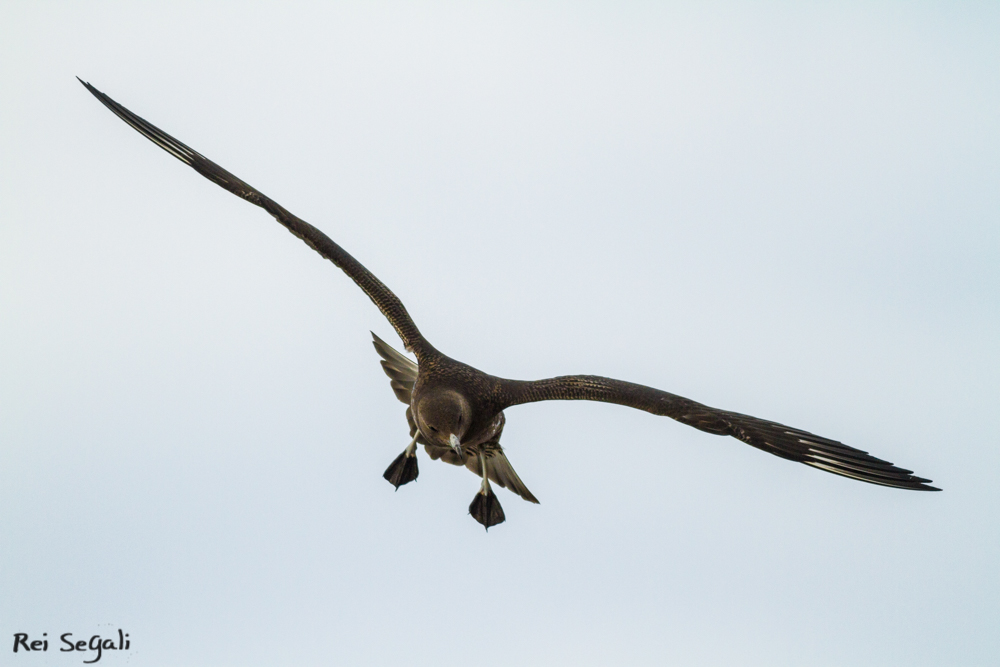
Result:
[78, 79, 430, 357]
[502, 375, 939, 491]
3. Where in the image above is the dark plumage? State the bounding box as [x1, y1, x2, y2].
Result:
[79, 79, 939, 530]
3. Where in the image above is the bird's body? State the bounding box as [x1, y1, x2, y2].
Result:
[80, 78, 939, 530]
[373, 335, 538, 524]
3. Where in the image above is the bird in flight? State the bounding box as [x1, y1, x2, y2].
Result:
[79, 78, 939, 530]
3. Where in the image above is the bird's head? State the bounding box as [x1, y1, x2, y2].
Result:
[416, 389, 472, 456]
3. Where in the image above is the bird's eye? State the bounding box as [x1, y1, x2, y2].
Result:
[429, 426, 438, 432]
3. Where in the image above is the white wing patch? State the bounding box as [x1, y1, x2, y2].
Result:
[372, 331, 418, 404]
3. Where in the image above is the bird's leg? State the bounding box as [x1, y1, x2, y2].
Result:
[383, 433, 420, 489]
[468, 454, 505, 530]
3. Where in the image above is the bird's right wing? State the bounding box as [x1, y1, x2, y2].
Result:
[79, 79, 429, 357]
[503, 375, 939, 491]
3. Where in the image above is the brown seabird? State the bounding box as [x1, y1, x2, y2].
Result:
[79, 79, 940, 530]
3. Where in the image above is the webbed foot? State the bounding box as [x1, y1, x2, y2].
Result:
[469, 486, 505, 530]
[383, 451, 419, 489]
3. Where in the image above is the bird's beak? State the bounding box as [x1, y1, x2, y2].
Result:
[449, 433, 463, 458]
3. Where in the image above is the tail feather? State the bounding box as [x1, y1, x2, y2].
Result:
[486, 453, 539, 504]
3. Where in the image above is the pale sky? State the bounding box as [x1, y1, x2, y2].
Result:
[1, 2, 998, 665]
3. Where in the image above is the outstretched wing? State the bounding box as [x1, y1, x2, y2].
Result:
[503, 375, 939, 491]
[79, 78, 429, 357]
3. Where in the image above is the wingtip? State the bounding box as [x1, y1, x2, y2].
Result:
[909, 475, 940, 491]
[76, 77, 103, 100]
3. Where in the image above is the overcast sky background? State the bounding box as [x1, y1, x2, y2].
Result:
[1, 2, 998, 665]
